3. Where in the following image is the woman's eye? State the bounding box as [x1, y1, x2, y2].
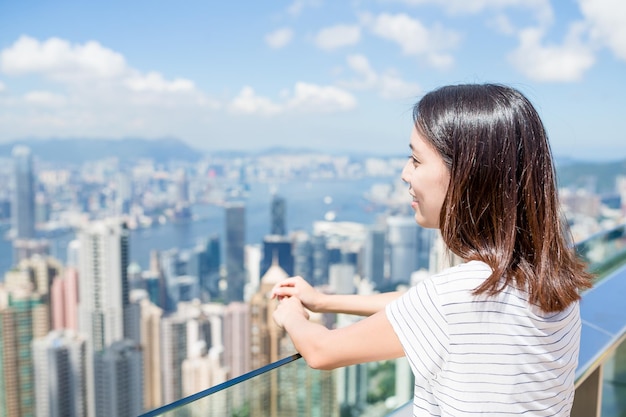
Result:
[408, 155, 419, 167]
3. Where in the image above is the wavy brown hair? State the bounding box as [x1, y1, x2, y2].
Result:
[414, 84, 593, 312]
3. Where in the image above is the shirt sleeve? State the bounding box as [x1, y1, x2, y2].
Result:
[385, 278, 449, 383]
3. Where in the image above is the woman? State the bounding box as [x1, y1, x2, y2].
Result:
[272, 84, 593, 416]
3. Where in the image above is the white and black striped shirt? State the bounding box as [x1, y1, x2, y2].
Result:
[386, 260, 580, 416]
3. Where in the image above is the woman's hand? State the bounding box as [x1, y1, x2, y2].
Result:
[271, 276, 325, 312]
[273, 294, 310, 329]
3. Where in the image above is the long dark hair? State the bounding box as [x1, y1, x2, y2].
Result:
[414, 84, 593, 312]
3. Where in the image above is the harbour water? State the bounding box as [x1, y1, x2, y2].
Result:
[0, 177, 403, 275]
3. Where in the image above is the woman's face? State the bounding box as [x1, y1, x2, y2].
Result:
[401, 126, 450, 229]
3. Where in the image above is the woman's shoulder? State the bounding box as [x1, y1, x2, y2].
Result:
[430, 260, 492, 288]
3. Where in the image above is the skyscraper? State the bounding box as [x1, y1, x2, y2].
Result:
[222, 302, 250, 379]
[292, 231, 313, 282]
[93, 340, 143, 417]
[270, 194, 286, 236]
[32, 330, 87, 417]
[77, 219, 130, 352]
[51, 267, 79, 331]
[225, 203, 246, 302]
[139, 299, 163, 411]
[363, 226, 386, 289]
[160, 314, 187, 404]
[11, 145, 36, 239]
[77, 218, 132, 417]
[260, 234, 294, 277]
[386, 215, 419, 285]
[249, 261, 289, 370]
[0, 289, 48, 417]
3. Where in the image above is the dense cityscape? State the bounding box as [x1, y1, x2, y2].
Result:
[0, 144, 625, 417]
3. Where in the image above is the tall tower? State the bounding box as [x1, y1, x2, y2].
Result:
[139, 299, 163, 411]
[386, 216, 419, 286]
[77, 218, 131, 417]
[160, 314, 188, 404]
[32, 330, 87, 417]
[93, 340, 143, 417]
[363, 226, 386, 289]
[292, 232, 313, 283]
[249, 260, 289, 370]
[222, 302, 250, 379]
[11, 145, 36, 239]
[260, 235, 294, 277]
[0, 289, 48, 417]
[270, 194, 286, 236]
[225, 202, 246, 302]
[77, 219, 130, 352]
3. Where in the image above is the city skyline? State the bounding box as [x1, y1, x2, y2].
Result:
[0, 0, 625, 161]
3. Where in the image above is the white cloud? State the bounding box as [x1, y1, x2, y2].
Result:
[0, 36, 127, 81]
[378, 72, 422, 100]
[229, 83, 357, 115]
[386, 0, 553, 25]
[488, 13, 516, 35]
[23, 90, 67, 107]
[0, 81, 5, 92]
[345, 55, 378, 88]
[508, 25, 595, 82]
[362, 13, 459, 69]
[579, 0, 626, 61]
[265, 28, 294, 49]
[314, 25, 361, 50]
[125, 72, 195, 93]
[286, 0, 321, 17]
[229, 86, 282, 115]
[287, 82, 357, 112]
[341, 54, 422, 99]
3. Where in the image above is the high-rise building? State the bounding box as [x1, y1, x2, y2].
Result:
[363, 226, 386, 288]
[93, 340, 143, 417]
[311, 234, 329, 286]
[78, 219, 131, 352]
[248, 262, 291, 417]
[249, 260, 289, 370]
[32, 330, 87, 417]
[139, 299, 163, 411]
[51, 267, 79, 331]
[292, 232, 313, 282]
[222, 302, 250, 379]
[260, 234, 294, 277]
[115, 172, 133, 215]
[77, 219, 132, 417]
[160, 314, 187, 404]
[225, 203, 246, 302]
[11, 145, 36, 239]
[158, 248, 184, 312]
[175, 168, 190, 204]
[386, 216, 419, 285]
[188, 235, 221, 302]
[0, 289, 48, 417]
[270, 194, 286, 236]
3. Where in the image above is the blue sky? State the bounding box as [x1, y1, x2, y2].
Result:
[0, 0, 624, 160]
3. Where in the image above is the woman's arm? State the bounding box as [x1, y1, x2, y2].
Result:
[273, 295, 405, 370]
[271, 276, 404, 316]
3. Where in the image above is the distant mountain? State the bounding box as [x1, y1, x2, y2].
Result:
[0, 137, 203, 164]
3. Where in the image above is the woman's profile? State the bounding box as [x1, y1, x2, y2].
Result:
[272, 83, 593, 416]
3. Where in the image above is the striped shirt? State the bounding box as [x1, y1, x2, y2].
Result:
[386, 260, 580, 416]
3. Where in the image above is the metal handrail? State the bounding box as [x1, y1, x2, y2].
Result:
[138, 353, 302, 416]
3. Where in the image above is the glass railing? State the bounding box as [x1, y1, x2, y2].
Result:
[140, 223, 626, 417]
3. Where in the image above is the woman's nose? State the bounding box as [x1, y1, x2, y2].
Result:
[401, 160, 411, 183]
